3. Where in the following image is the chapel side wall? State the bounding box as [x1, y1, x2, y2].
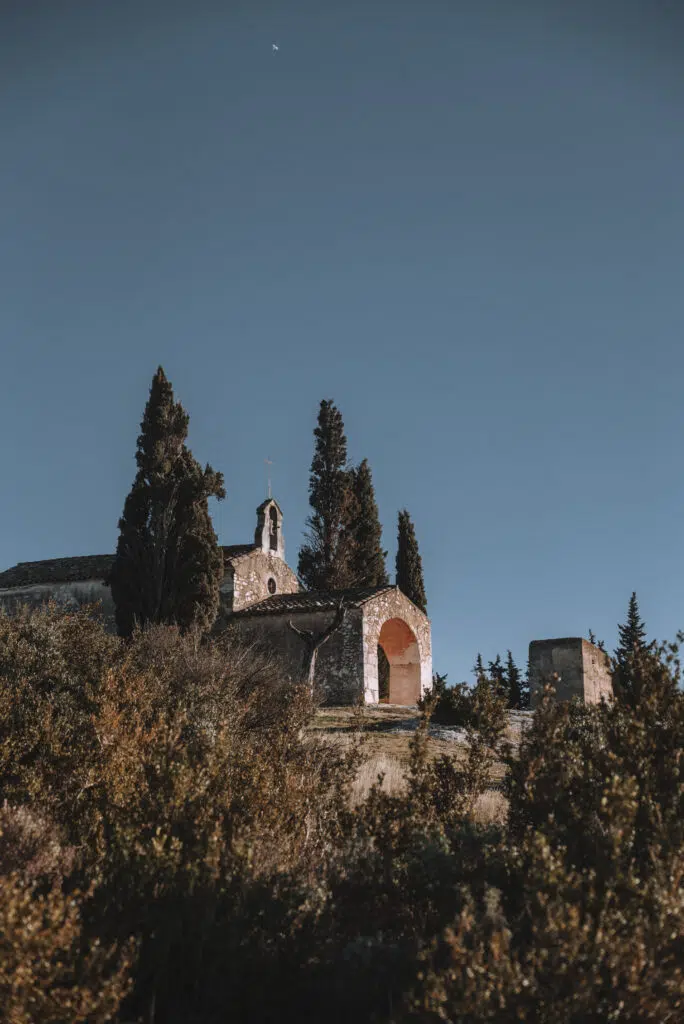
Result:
[228, 608, 365, 705]
[0, 582, 116, 631]
[581, 639, 613, 703]
[230, 551, 299, 612]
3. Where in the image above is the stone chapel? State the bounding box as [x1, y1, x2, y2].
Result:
[0, 498, 433, 706]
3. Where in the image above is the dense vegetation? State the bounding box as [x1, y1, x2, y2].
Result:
[0, 602, 682, 1022]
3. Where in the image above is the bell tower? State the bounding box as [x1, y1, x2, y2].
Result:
[254, 499, 285, 560]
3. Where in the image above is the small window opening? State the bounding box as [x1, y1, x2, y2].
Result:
[269, 506, 278, 551]
[267, 577, 277, 595]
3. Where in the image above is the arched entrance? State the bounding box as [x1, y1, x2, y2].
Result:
[377, 617, 421, 705]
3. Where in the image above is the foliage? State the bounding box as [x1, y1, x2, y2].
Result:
[346, 458, 389, 588]
[427, 666, 509, 749]
[1, 601, 683, 1022]
[109, 366, 225, 638]
[588, 628, 606, 651]
[0, 871, 134, 1024]
[298, 399, 356, 590]
[396, 509, 427, 614]
[613, 591, 652, 706]
[504, 649, 524, 709]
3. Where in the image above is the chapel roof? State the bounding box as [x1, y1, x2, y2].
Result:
[255, 497, 283, 515]
[0, 544, 266, 591]
[232, 585, 396, 617]
[221, 544, 258, 563]
[0, 555, 116, 591]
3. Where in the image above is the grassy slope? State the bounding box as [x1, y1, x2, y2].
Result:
[309, 704, 511, 824]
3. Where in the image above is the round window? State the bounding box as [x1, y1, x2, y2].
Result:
[267, 577, 277, 595]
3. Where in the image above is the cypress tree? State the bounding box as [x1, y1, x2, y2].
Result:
[110, 367, 225, 638]
[505, 650, 523, 709]
[346, 459, 388, 588]
[298, 400, 354, 591]
[395, 509, 427, 614]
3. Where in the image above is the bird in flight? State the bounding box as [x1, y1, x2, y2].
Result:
[272, 43, 279, 52]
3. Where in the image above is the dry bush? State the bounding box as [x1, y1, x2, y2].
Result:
[0, 604, 362, 1023]
[471, 788, 508, 827]
[0, 801, 75, 882]
[1, 602, 683, 1023]
[0, 873, 134, 1024]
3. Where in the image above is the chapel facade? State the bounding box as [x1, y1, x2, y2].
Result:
[0, 498, 433, 706]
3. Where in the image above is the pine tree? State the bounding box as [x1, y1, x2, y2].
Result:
[473, 653, 486, 682]
[615, 592, 649, 666]
[488, 653, 507, 698]
[346, 459, 388, 588]
[110, 367, 225, 638]
[395, 509, 427, 614]
[505, 650, 523, 709]
[521, 652, 532, 709]
[613, 592, 651, 704]
[298, 401, 355, 591]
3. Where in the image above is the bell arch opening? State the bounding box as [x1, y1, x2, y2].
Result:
[377, 617, 421, 705]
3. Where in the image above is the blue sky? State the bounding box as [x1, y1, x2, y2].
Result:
[2, 0, 684, 683]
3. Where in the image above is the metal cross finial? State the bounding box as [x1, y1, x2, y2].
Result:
[264, 457, 273, 499]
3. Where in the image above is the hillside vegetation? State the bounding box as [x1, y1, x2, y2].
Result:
[0, 603, 682, 1023]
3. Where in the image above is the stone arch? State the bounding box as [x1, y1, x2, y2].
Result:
[377, 617, 421, 705]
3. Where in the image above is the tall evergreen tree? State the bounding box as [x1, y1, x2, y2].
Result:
[395, 509, 427, 613]
[615, 592, 649, 666]
[346, 459, 388, 588]
[504, 650, 523, 709]
[488, 653, 506, 698]
[520, 655, 531, 709]
[110, 367, 225, 638]
[473, 653, 486, 682]
[613, 592, 651, 705]
[298, 400, 355, 591]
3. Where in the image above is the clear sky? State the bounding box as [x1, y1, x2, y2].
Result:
[2, 0, 684, 683]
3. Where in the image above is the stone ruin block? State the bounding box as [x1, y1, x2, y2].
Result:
[528, 637, 612, 708]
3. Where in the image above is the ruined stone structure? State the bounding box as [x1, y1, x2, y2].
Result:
[0, 498, 432, 706]
[528, 637, 613, 707]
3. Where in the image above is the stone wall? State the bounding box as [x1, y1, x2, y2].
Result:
[0, 581, 116, 629]
[581, 639, 613, 702]
[529, 637, 612, 706]
[221, 549, 300, 617]
[228, 607, 365, 704]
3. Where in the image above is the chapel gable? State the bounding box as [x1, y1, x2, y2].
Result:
[218, 498, 299, 620]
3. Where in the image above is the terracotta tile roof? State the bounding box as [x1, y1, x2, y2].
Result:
[232, 585, 396, 617]
[0, 555, 116, 590]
